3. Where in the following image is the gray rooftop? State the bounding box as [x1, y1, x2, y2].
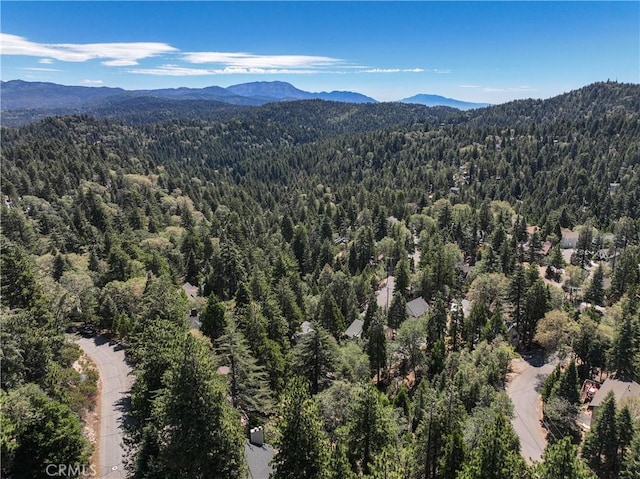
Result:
[344, 318, 364, 339]
[590, 378, 640, 408]
[245, 441, 274, 479]
[406, 297, 430, 318]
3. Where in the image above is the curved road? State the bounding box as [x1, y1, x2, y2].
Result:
[76, 335, 133, 478]
[506, 351, 556, 464]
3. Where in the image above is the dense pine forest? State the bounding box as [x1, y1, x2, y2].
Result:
[1, 81, 639, 479]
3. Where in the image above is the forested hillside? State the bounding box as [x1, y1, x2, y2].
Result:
[1, 81, 639, 479]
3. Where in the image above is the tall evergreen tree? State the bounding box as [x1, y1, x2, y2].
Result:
[458, 412, 527, 479]
[346, 381, 395, 475]
[537, 436, 594, 479]
[138, 334, 247, 478]
[292, 323, 338, 395]
[367, 312, 387, 382]
[215, 318, 274, 422]
[582, 392, 620, 479]
[271, 377, 331, 479]
[200, 293, 227, 341]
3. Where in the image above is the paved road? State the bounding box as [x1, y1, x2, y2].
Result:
[506, 350, 556, 464]
[76, 335, 133, 478]
[376, 275, 396, 310]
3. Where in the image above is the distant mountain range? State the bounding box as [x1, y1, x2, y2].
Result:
[0, 80, 377, 111]
[399, 94, 491, 110]
[0, 79, 490, 116]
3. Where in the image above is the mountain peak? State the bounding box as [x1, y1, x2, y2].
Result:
[399, 94, 491, 110]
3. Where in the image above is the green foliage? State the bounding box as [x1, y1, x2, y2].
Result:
[215, 318, 274, 422]
[2, 81, 640, 477]
[582, 392, 634, 479]
[536, 437, 594, 479]
[346, 381, 396, 475]
[1, 384, 91, 479]
[134, 334, 247, 478]
[200, 293, 227, 341]
[458, 412, 527, 479]
[292, 323, 338, 395]
[271, 377, 331, 479]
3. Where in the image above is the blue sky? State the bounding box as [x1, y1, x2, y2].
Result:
[1, 1, 638, 103]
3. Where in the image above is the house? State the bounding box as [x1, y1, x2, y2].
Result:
[450, 299, 473, 318]
[292, 321, 314, 342]
[406, 297, 430, 318]
[344, 318, 364, 339]
[541, 241, 553, 256]
[182, 282, 199, 299]
[589, 378, 640, 409]
[561, 229, 580, 249]
[188, 308, 201, 330]
[580, 379, 600, 403]
[245, 439, 274, 479]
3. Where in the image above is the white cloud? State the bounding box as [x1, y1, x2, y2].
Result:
[128, 64, 327, 76]
[83, 79, 104, 85]
[183, 51, 341, 69]
[1, 33, 177, 66]
[362, 68, 424, 74]
[433, 68, 451, 74]
[23, 67, 60, 72]
[38, 58, 53, 64]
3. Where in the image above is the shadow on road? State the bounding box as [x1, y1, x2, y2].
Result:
[115, 396, 136, 428]
[519, 348, 547, 367]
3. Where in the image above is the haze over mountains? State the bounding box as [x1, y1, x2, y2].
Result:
[0, 80, 490, 124]
[399, 94, 491, 110]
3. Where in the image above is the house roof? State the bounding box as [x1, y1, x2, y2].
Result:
[589, 378, 640, 408]
[541, 241, 553, 255]
[182, 282, 199, 299]
[561, 229, 580, 240]
[299, 321, 314, 335]
[245, 441, 274, 479]
[344, 319, 364, 339]
[406, 297, 430, 318]
[461, 299, 473, 317]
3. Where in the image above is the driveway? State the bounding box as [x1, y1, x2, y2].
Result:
[376, 275, 395, 310]
[506, 350, 557, 463]
[75, 335, 133, 478]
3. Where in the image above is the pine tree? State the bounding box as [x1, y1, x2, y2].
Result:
[200, 293, 227, 340]
[346, 381, 395, 475]
[271, 377, 331, 479]
[586, 264, 605, 305]
[363, 290, 378, 336]
[620, 429, 640, 479]
[292, 323, 338, 395]
[439, 426, 466, 479]
[316, 289, 345, 337]
[537, 436, 594, 479]
[608, 314, 639, 381]
[413, 396, 447, 479]
[508, 264, 526, 333]
[395, 256, 411, 297]
[557, 359, 580, 405]
[367, 312, 387, 382]
[458, 412, 526, 479]
[387, 292, 407, 329]
[215, 319, 274, 422]
[141, 334, 247, 478]
[582, 391, 620, 479]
